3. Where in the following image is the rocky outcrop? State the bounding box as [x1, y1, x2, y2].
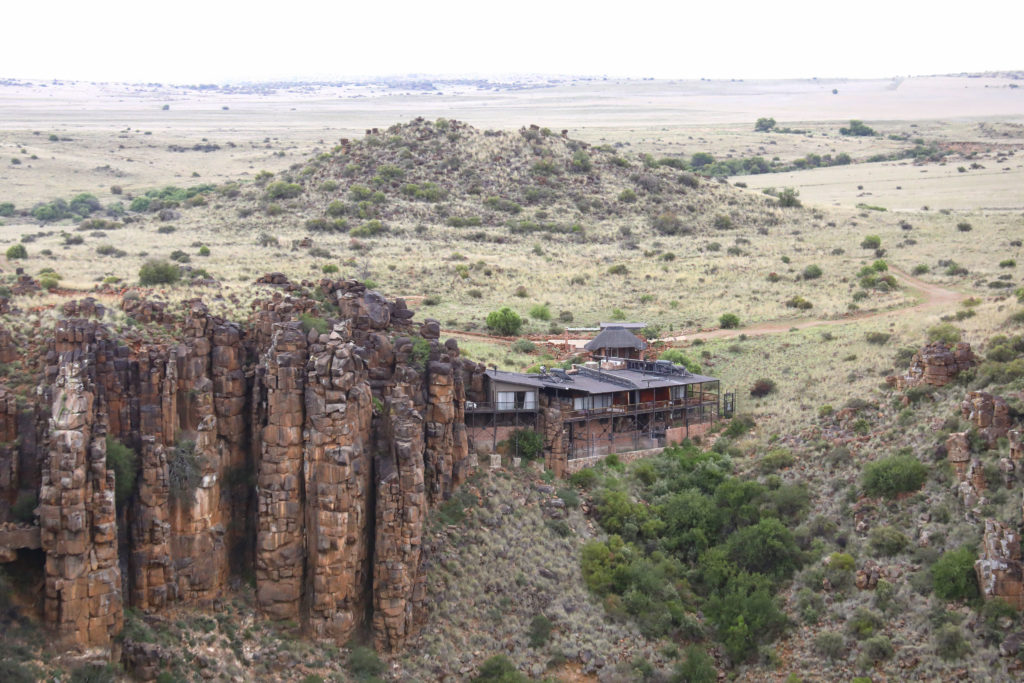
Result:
[976, 518, 1024, 609]
[256, 322, 307, 620]
[961, 391, 1011, 449]
[303, 323, 374, 641]
[1, 279, 480, 653]
[889, 342, 977, 390]
[39, 355, 123, 648]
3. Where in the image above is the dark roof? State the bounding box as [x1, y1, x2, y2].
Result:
[485, 369, 547, 389]
[584, 327, 647, 352]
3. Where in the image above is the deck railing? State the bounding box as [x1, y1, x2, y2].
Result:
[563, 396, 717, 421]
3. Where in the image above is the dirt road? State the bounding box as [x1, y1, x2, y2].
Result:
[656, 268, 966, 343]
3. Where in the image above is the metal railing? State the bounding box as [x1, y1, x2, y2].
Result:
[563, 396, 717, 420]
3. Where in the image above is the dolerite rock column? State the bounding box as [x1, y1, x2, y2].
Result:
[373, 365, 427, 652]
[256, 322, 308, 619]
[303, 323, 374, 641]
[39, 355, 123, 647]
[129, 437, 174, 611]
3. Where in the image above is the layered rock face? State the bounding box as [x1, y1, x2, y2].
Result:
[39, 355, 123, 647]
[0, 281, 478, 655]
[976, 518, 1024, 609]
[888, 341, 977, 390]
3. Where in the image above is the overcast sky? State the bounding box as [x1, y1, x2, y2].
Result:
[3, 1, 1020, 83]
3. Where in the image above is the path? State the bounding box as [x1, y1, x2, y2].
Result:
[439, 269, 966, 350]
[655, 268, 965, 343]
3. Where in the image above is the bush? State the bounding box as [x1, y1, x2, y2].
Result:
[860, 235, 881, 249]
[868, 525, 908, 556]
[802, 264, 822, 279]
[673, 646, 717, 683]
[486, 307, 523, 336]
[777, 187, 801, 208]
[569, 468, 599, 490]
[859, 635, 894, 664]
[861, 455, 927, 498]
[865, 332, 890, 345]
[840, 120, 876, 136]
[472, 655, 527, 682]
[5, 243, 27, 259]
[106, 436, 138, 508]
[754, 117, 776, 132]
[659, 349, 701, 374]
[956, 221, 972, 232]
[934, 624, 971, 660]
[618, 188, 637, 203]
[510, 339, 535, 354]
[814, 631, 845, 659]
[749, 378, 777, 398]
[264, 181, 302, 200]
[719, 313, 740, 329]
[528, 304, 551, 321]
[348, 645, 385, 680]
[651, 212, 686, 235]
[138, 259, 180, 285]
[932, 547, 980, 601]
[507, 428, 544, 460]
[528, 614, 553, 647]
[607, 264, 628, 275]
[168, 439, 201, 504]
[927, 323, 961, 345]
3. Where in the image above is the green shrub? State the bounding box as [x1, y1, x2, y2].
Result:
[510, 339, 535, 354]
[618, 188, 637, 203]
[673, 646, 717, 683]
[724, 518, 802, 581]
[39, 276, 58, 291]
[840, 120, 876, 136]
[847, 606, 884, 639]
[719, 313, 740, 329]
[0, 202, 15, 217]
[607, 264, 628, 275]
[651, 212, 686, 235]
[5, 243, 27, 259]
[802, 264, 822, 279]
[659, 349, 701, 373]
[861, 455, 927, 498]
[299, 314, 329, 335]
[705, 571, 788, 662]
[106, 436, 138, 508]
[777, 187, 801, 208]
[859, 635, 893, 664]
[934, 624, 971, 660]
[813, 631, 845, 659]
[556, 487, 580, 508]
[138, 259, 180, 285]
[932, 547, 980, 601]
[507, 428, 544, 460]
[472, 655, 527, 682]
[956, 221, 972, 232]
[264, 181, 302, 200]
[527, 614, 553, 647]
[528, 304, 551, 321]
[486, 307, 523, 336]
[348, 645, 385, 680]
[928, 323, 961, 345]
[868, 525, 908, 556]
[759, 448, 794, 473]
[570, 150, 592, 173]
[865, 331, 891, 345]
[569, 468, 599, 490]
[860, 235, 881, 249]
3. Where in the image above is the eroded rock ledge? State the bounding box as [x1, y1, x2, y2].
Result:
[0, 278, 486, 655]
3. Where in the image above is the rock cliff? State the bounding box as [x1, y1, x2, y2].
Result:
[0, 279, 477, 656]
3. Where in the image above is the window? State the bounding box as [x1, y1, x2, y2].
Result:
[497, 390, 536, 410]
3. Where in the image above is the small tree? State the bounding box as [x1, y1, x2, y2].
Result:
[777, 187, 801, 208]
[932, 547, 980, 601]
[719, 313, 740, 329]
[5, 244, 27, 259]
[861, 235, 881, 250]
[507, 428, 544, 459]
[754, 117, 777, 132]
[861, 455, 927, 498]
[802, 264, 822, 279]
[485, 307, 523, 336]
[139, 259, 180, 285]
[840, 120, 876, 136]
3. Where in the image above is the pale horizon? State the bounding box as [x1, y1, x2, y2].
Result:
[3, 0, 1021, 85]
